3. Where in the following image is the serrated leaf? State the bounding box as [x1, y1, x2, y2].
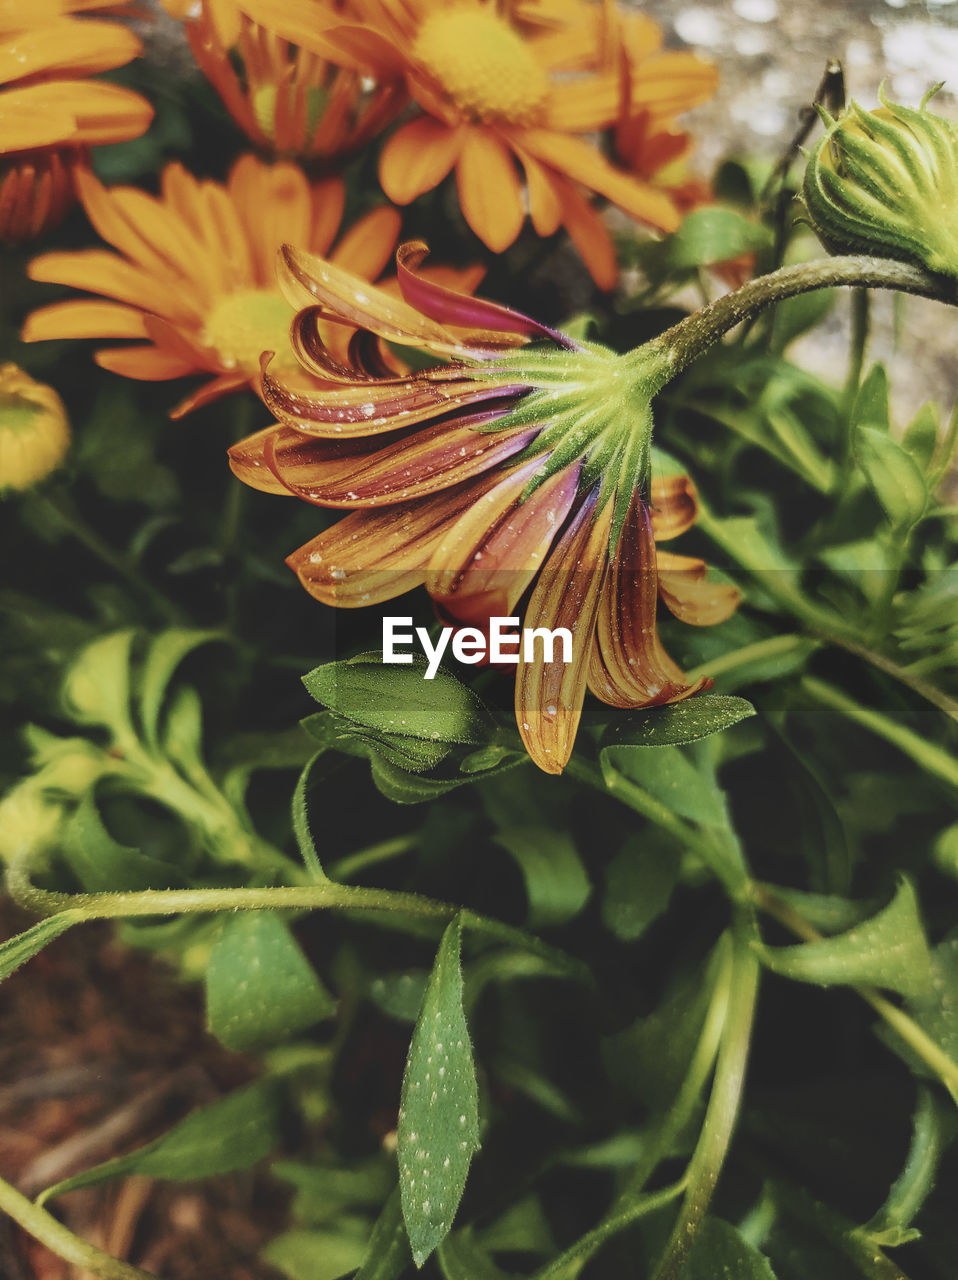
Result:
[601, 836, 679, 942]
[759, 879, 933, 998]
[139, 629, 223, 750]
[0, 913, 83, 983]
[39, 1080, 281, 1204]
[856, 426, 927, 530]
[398, 917, 479, 1266]
[61, 792, 185, 892]
[685, 1217, 778, 1280]
[303, 654, 492, 746]
[493, 825, 591, 928]
[355, 1188, 413, 1280]
[206, 912, 336, 1052]
[600, 695, 755, 749]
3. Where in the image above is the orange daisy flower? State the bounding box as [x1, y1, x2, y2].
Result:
[22, 155, 411, 418]
[161, 0, 407, 163]
[228, 242, 740, 773]
[252, 0, 717, 287]
[0, 0, 152, 240]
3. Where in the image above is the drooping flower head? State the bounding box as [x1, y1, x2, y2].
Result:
[0, 363, 70, 492]
[160, 0, 407, 163]
[22, 156, 410, 417]
[229, 242, 739, 772]
[0, 0, 152, 241]
[253, 0, 716, 287]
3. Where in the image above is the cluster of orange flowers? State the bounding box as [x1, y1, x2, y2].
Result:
[9, 0, 739, 771]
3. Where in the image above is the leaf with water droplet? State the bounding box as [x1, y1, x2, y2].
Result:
[398, 916, 479, 1266]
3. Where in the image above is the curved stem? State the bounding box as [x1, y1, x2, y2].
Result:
[630, 256, 958, 381]
[0, 1171, 158, 1280]
[5, 850, 589, 983]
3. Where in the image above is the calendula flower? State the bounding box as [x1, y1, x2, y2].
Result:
[22, 155, 408, 417]
[228, 242, 739, 773]
[0, 0, 153, 240]
[0, 363, 70, 492]
[162, 0, 406, 163]
[260, 0, 716, 287]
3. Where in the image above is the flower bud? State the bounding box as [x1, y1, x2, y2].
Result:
[803, 87, 958, 277]
[0, 364, 70, 493]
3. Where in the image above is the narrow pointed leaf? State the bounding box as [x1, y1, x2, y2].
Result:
[0, 913, 84, 983]
[398, 916, 479, 1266]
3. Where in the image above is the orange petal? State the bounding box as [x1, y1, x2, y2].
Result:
[649, 472, 698, 540]
[0, 18, 140, 86]
[543, 72, 622, 133]
[278, 244, 462, 354]
[515, 147, 562, 238]
[331, 205, 402, 283]
[456, 127, 525, 253]
[628, 51, 718, 117]
[426, 460, 580, 622]
[516, 494, 612, 774]
[6, 80, 152, 146]
[94, 345, 197, 379]
[287, 470, 509, 608]
[26, 249, 197, 324]
[517, 127, 680, 232]
[228, 424, 294, 494]
[589, 494, 708, 709]
[263, 414, 536, 506]
[380, 117, 465, 206]
[21, 299, 147, 340]
[550, 173, 617, 291]
[656, 551, 741, 627]
[170, 372, 251, 418]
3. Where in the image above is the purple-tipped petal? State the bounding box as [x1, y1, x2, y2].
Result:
[396, 241, 579, 350]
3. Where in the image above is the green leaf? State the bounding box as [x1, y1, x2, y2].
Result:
[355, 1189, 413, 1280]
[852, 364, 891, 435]
[303, 654, 492, 746]
[855, 426, 927, 530]
[369, 970, 431, 1023]
[39, 1080, 281, 1203]
[602, 744, 728, 827]
[479, 1195, 555, 1257]
[61, 792, 186, 892]
[902, 403, 940, 471]
[600, 695, 755, 749]
[905, 933, 958, 1065]
[859, 1088, 953, 1248]
[262, 1229, 367, 1280]
[759, 879, 934, 998]
[685, 1217, 778, 1280]
[138, 628, 223, 751]
[0, 913, 83, 983]
[61, 630, 137, 742]
[206, 912, 336, 1052]
[398, 916, 479, 1266]
[438, 1228, 511, 1280]
[601, 835, 679, 942]
[662, 208, 772, 270]
[493, 825, 591, 928]
[292, 751, 327, 882]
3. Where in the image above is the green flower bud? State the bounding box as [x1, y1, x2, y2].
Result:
[803, 86, 958, 277]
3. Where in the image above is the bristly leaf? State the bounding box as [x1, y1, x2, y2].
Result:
[398, 916, 480, 1266]
[600, 695, 755, 749]
[355, 1188, 413, 1280]
[0, 913, 84, 984]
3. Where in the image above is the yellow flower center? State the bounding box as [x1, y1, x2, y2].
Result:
[0, 364, 69, 493]
[202, 289, 299, 374]
[412, 6, 550, 124]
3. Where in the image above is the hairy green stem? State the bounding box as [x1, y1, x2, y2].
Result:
[5, 849, 588, 983]
[630, 256, 958, 381]
[0, 1171, 158, 1280]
